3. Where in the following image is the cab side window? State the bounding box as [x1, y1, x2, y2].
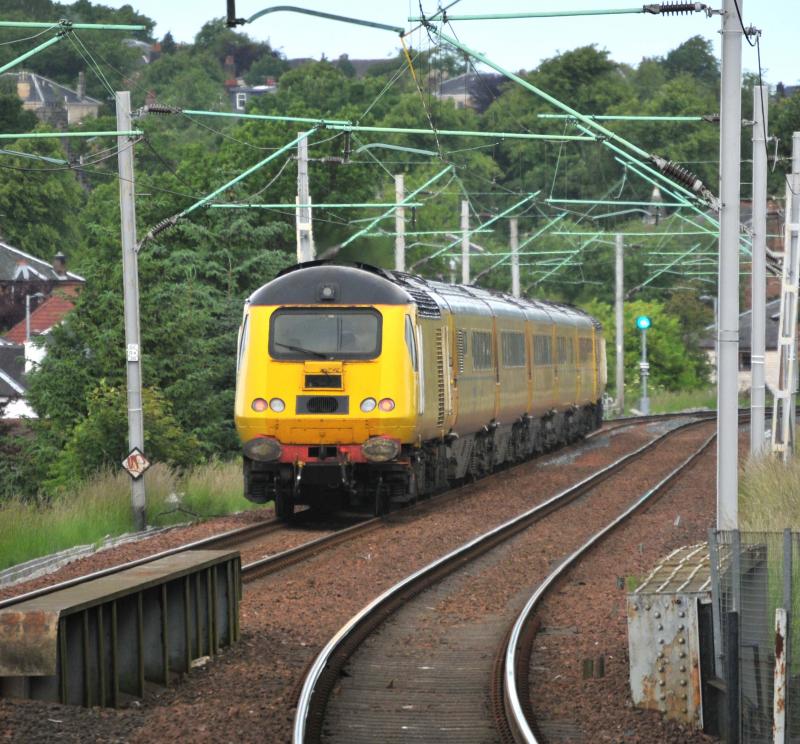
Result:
[405, 315, 418, 371]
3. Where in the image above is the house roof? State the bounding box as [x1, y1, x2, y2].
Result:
[3, 294, 75, 344]
[0, 240, 84, 283]
[1, 70, 101, 106]
[0, 341, 25, 398]
[699, 298, 781, 351]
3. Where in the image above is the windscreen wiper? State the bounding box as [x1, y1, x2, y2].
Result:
[274, 341, 328, 359]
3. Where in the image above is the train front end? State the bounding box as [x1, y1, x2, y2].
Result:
[234, 263, 419, 518]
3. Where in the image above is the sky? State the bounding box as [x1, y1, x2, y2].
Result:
[101, 0, 799, 86]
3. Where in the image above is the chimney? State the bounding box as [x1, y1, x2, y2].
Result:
[77, 71, 85, 100]
[53, 251, 67, 277]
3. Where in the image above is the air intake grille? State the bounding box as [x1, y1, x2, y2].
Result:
[296, 396, 349, 415]
[435, 328, 446, 427]
[406, 287, 441, 318]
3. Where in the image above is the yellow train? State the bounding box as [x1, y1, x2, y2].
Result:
[234, 262, 607, 519]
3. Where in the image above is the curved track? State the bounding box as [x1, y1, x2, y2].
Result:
[292, 415, 714, 743]
[499, 430, 717, 743]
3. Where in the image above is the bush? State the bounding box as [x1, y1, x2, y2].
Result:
[45, 381, 201, 491]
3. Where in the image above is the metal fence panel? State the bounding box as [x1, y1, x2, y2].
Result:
[713, 530, 800, 743]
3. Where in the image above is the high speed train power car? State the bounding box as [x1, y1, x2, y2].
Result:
[234, 261, 606, 519]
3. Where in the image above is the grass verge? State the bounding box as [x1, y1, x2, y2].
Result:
[0, 460, 257, 572]
[739, 456, 800, 531]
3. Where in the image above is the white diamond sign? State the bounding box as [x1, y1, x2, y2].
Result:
[122, 447, 151, 479]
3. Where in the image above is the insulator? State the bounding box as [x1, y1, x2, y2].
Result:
[150, 216, 178, 237]
[145, 103, 181, 116]
[643, 2, 705, 15]
[652, 156, 707, 194]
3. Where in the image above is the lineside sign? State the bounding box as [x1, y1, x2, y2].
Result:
[121, 447, 151, 479]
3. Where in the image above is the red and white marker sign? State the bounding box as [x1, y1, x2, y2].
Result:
[121, 447, 151, 479]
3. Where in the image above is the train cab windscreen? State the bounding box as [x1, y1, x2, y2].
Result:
[269, 308, 382, 360]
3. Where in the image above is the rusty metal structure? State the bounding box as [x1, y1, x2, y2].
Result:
[0, 550, 240, 707]
[627, 544, 714, 728]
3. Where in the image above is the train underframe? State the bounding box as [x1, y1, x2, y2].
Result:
[244, 401, 603, 520]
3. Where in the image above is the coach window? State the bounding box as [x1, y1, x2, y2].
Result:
[533, 334, 552, 365]
[471, 330, 493, 370]
[405, 315, 418, 371]
[501, 332, 526, 367]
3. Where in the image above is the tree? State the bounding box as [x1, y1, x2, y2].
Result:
[161, 31, 177, 55]
[194, 19, 280, 75]
[0, 136, 83, 257]
[663, 36, 718, 91]
[135, 48, 226, 108]
[243, 52, 289, 85]
[584, 298, 710, 392]
[0, 78, 37, 132]
[45, 381, 201, 490]
[0, 0, 154, 101]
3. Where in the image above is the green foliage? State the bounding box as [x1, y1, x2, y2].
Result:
[45, 381, 201, 490]
[0, 460, 250, 570]
[1, 4, 795, 504]
[0, 80, 37, 132]
[135, 47, 226, 108]
[584, 298, 709, 392]
[0, 135, 83, 256]
[663, 36, 719, 91]
[194, 19, 280, 76]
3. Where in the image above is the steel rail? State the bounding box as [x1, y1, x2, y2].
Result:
[241, 517, 382, 581]
[0, 411, 715, 611]
[292, 416, 713, 743]
[501, 430, 717, 743]
[0, 517, 285, 610]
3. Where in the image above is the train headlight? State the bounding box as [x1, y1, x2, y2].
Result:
[360, 397, 377, 413]
[243, 437, 282, 462]
[378, 398, 395, 412]
[251, 398, 268, 412]
[361, 437, 400, 463]
[269, 397, 286, 413]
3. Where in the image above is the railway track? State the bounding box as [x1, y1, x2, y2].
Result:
[498, 430, 717, 743]
[1, 412, 709, 612]
[291, 415, 716, 743]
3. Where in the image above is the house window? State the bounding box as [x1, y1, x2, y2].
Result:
[235, 92, 247, 110]
[739, 351, 752, 371]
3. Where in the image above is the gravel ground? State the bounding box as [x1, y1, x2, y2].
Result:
[526, 431, 742, 743]
[320, 422, 715, 743]
[0, 420, 705, 743]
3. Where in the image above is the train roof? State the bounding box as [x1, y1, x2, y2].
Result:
[250, 261, 601, 330]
